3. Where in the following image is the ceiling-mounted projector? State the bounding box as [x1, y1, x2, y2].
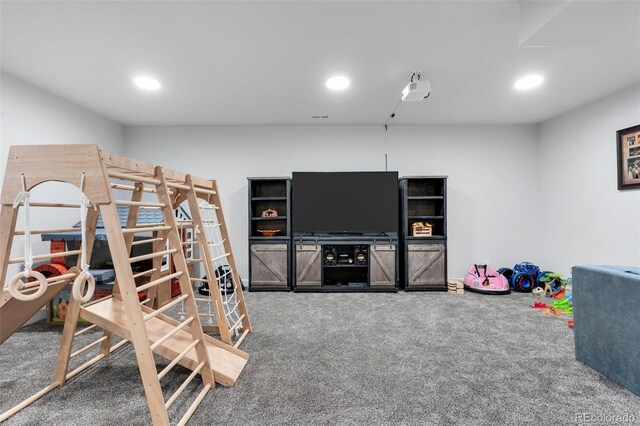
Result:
[401, 79, 431, 102]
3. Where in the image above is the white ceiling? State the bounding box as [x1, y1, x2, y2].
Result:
[1, 1, 639, 126]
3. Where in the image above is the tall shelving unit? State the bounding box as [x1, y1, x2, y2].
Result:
[399, 176, 448, 291]
[247, 178, 291, 291]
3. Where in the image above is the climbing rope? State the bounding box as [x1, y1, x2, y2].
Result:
[8, 175, 48, 301]
[71, 174, 95, 303]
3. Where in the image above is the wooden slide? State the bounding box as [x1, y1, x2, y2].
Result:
[0, 282, 67, 345]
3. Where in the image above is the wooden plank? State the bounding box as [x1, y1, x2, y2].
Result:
[1, 145, 111, 205]
[0, 280, 67, 345]
[83, 298, 249, 386]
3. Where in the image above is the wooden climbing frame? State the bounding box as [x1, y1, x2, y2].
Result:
[0, 145, 249, 424]
[174, 176, 252, 347]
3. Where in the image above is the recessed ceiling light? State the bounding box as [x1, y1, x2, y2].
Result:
[133, 75, 162, 91]
[326, 76, 350, 90]
[514, 74, 544, 91]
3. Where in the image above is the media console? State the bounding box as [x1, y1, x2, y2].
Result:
[247, 175, 447, 292]
[293, 235, 398, 292]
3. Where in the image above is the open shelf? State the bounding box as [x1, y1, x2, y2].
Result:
[251, 196, 287, 201]
[400, 176, 448, 291]
[252, 216, 288, 221]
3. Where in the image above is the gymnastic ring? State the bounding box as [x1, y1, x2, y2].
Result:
[72, 270, 95, 303]
[8, 270, 48, 301]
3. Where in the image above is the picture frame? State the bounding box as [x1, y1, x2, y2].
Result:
[617, 124, 640, 190]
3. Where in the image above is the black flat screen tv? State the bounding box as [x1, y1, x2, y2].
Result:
[292, 171, 399, 234]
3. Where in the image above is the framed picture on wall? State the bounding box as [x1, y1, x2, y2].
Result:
[617, 124, 640, 190]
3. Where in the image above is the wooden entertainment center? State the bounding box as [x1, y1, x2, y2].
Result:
[247, 175, 448, 292]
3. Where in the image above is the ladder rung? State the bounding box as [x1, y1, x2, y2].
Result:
[74, 324, 98, 337]
[202, 223, 222, 229]
[15, 227, 77, 235]
[211, 253, 230, 263]
[9, 250, 82, 264]
[17, 202, 80, 208]
[193, 297, 211, 303]
[136, 272, 183, 293]
[143, 294, 188, 321]
[166, 181, 190, 190]
[131, 237, 164, 246]
[181, 241, 198, 246]
[157, 339, 200, 380]
[199, 205, 219, 210]
[150, 317, 194, 351]
[208, 239, 226, 246]
[165, 361, 205, 409]
[177, 384, 211, 426]
[194, 187, 217, 196]
[228, 314, 246, 334]
[108, 171, 161, 185]
[122, 225, 171, 234]
[70, 336, 108, 358]
[116, 200, 165, 208]
[132, 268, 158, 279]
[234, 329, 249, 348]
[111, 183, 157, 193]
[136, 223, 165, 228]
[129, 249, 176, 264]
[19, 272, 78, 290]
[190, 278, 208, 282]
[186, 259, 203, 264]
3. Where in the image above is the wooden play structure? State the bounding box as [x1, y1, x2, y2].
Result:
[0, 145, 249, 424]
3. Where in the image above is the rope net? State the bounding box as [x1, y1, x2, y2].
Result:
[178, 201, 243, 337]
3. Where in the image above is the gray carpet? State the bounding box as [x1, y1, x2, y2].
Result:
[1, 291, 639, 425]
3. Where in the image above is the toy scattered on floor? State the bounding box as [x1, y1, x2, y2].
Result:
[529, 300, 550, 309]
[568, 320, 574, 329]
[542, 306, 571, 315]
[536, 272, 569, 297]
[463, 264, 511, 295]
[498, 262, 542, 292]
[447, 280, 464, 294]
[551, 293, 573, 314]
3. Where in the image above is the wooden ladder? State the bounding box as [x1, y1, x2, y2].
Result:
[59, 166, 214, 425]
[169, 176, 252, 347]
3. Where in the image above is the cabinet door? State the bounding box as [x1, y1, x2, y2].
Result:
[250, 244, 288, 288]
[370, 244, 396, 288]
[295, 244, 322, 287]
[407, 243, 446, 289]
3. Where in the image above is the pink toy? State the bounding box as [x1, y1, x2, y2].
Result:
[463, 264, 511, 295]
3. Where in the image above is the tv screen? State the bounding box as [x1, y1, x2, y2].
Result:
[292, 171, 399, 234]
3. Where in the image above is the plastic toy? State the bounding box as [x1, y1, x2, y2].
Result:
[551, 293, 573, 313]
[498, 262, 541, 292]
[536, 272, 568, 297]
[542, 306, 571, 315]
[463, 264, 511, 295]
[529, 300, 549, 309]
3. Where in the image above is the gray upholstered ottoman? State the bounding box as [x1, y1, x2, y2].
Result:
[573, 265, 640, 396]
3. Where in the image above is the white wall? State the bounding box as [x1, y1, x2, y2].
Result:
[1, 72, 124, 319]
[537, 83, 640, 275]
[124, 124, 540, 279]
